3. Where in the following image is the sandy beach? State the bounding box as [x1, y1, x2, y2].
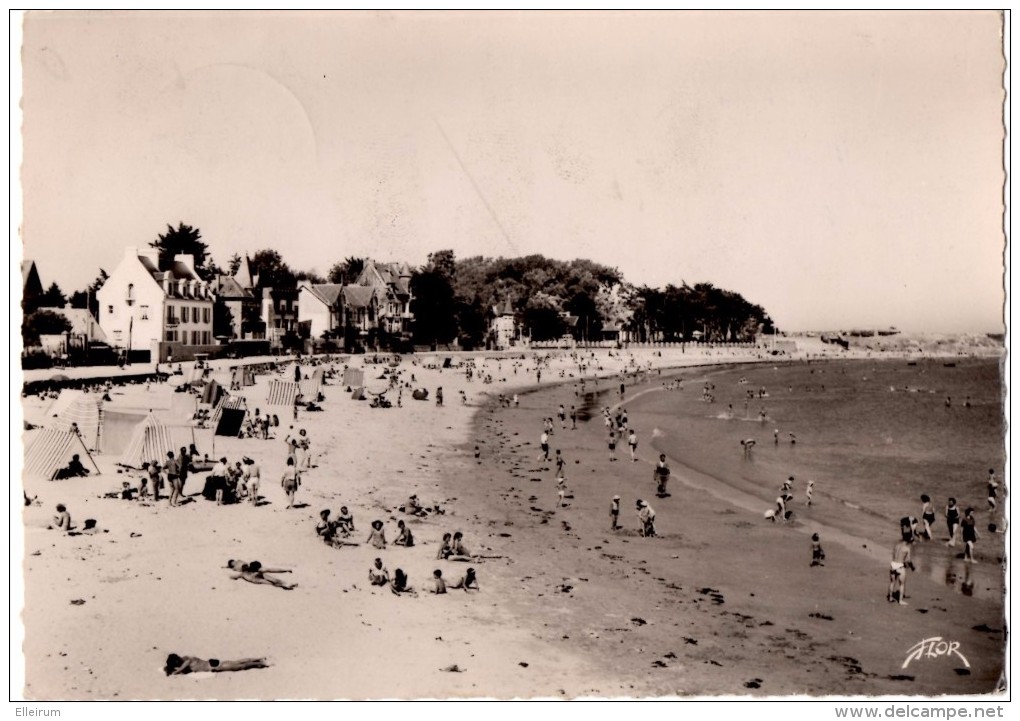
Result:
[17, 339, 1006, 699]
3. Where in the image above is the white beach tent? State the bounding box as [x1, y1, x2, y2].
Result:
[119, 413, 196, 469]
[23, 428, 101, 481]
[51, 394, 104, 451]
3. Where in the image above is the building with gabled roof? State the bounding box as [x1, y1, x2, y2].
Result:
[352, 260, 413, 338]
[296, 282, 345, 340]
[97, 247, 215, 361]
[488, 297, 520, 349]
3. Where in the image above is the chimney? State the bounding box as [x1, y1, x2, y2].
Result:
[174, 254, 196, 273]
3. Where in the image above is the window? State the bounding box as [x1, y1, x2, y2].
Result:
[167, 306, 177, 324]
[165, 330, 177, 342]
[203, 307, 210, 324]
[140, 305, 149, 320]
[202, 331, 211, 345]
[182, 306, 190, 323]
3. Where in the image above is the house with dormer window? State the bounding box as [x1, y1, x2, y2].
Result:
[97, 247, 215, 362]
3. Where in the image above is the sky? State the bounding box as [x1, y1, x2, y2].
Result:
[17, 10, 1007, 332]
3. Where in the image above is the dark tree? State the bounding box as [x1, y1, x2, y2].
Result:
[213, 304, 235, 339]
[22, 309, 72, 346]
[295, 269, 326, 285]
[228, 253, 243, 275]
[523, 305, 566, 342]
[150, 223, 210, 277]
[39, 282, 67, 309]
[249, 249, 296, 289]
[328, 257, 366, 285]
[410, 267, 458, 347]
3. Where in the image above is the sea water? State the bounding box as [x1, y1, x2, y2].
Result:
[626, 357, 1005, 601]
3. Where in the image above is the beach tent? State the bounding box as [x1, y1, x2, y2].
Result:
[201, 379, 224, 406]
[52, 394, 103, 451]
[299, 376, 323, 402]
[443, 357, 454, 368]
[243, 368, 257, 387]
[23, 428, 101, 481]
[118, 413, 196, 469]
[266, 380, 300, 407]
[43, 389, 86, 421]
[212, 396, 248, 437]
[342, 368, 365, 388]
[187, 365, 205, 385]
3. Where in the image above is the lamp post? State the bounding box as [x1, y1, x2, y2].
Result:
[125, 283, 135, 366]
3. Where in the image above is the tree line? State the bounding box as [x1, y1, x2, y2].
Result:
[24, 223, 775, 350]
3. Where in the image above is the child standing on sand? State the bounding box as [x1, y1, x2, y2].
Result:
[538, 430, 550, 462]
[946, 497, 961, 546]
[554, 450, 566, 478]
[810, 533, 825, 567]
[628, 429, 638, 462]
[610, 495, 621, 530]
[608, 429, 618, 462]
[919, 494, 936, 540]
[281, 457, 300, 509]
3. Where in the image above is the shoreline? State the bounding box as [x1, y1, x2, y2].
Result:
[17, 347, 1005, 699]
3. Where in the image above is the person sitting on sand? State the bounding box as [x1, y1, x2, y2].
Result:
[50, 503, 73, 532]
[636, 500, 657, 537]
[55, 454, 91, 479]
[164, 653, 269, 676]
[366, 520, 387, 549]
[448, 531, 473, 561]
[888, 534, 915, 605]
[336, 506, 355, 535]
[393, 519, 415, 547]
[436, 532, 453, 560]
[368, 558, 390, 586]
[403, 494, 425, 516]
[390, 568, 415, 596]
[448, 567, 480, 592]
[316, 509, 336, 543]
[428, 569, 448, 594]
[229, 561, 296, 590]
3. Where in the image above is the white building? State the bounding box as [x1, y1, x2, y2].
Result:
[297, 283, 344, 340]
[97, 247, 215, 361]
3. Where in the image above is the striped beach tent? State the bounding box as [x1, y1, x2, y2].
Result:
[200, 379, 224, 406]
[52, 394, 103, 451]
[299, 376, 322, 401]
[43, 389, 85, 420]
[341, 368, 364, 388]
[119, 413, 195, 469]
[24, 428, 101, 481]
[266, 380, 300, 407]
[211, 395, 248, 436]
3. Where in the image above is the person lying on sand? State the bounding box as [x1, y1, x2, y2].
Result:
[390, 568, 416, 596]
[49, 504, 73, 532]
[229, 561, 297, 590]
[448, 567, 479, 592]
[368, 558, 390, 587]
[164, 653, 268, 675]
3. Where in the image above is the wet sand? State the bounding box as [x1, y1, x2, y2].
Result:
[18, 344, 1006, 698]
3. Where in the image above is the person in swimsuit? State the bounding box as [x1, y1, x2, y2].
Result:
[610, 494, 621, 530]
[810, 533, 825, 567]
[888, 534, 915, 605]
[920, 494, 936, 540]
[962, 507, 978, 563]
[945, 497, 961, 546]
[229, 561, 296, 590]
[608, 429, 617, 462]
[987, 469, 999, 511]
[368, 558, 390, 586]
[390, 568, 416, 596]
[281, 457, 300, 509]
[653, 455, 671, 497]
[164, 654, 268, 675]
[628, 429, 638, 462]
[366, 520, 387, 549]
[394, 519, 415, 547]
[538, 431, 550, 462]
[428, 569, 447, 594]
[448, 567, 479, 592]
